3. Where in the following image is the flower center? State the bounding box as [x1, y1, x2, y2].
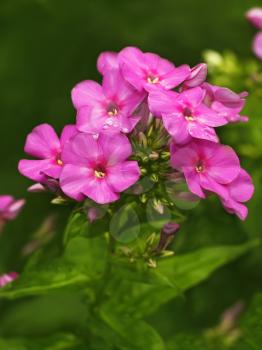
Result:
[56, 155, 63, 166]
[195, 162, 204, 173]
[107, 103, 119, 116]
[184, 107, 194, 121]
[147, 74, 159, 84]
[94, 165, 106, 179]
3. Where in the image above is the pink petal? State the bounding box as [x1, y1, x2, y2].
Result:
[246, 8, 262, 30]
[188, 122, 219, 143]
[180, 87, 205, 107]
[99, 133, 133, 166]
[82, 177, 119, 204]
[118, 47, 146, 91]
[60, 124, 78, 148]
[214, 87, 245, 109]
[60, 164, 91, 201]
[62, 133, 103, 166]
[196, 104, 228, 127]
[184, 63, 207, 88]
[227, 169, 254, 203]
[76, 105, 106, 134]
[253, 32, 262, 60]
[120, 115, 141, 133]
[71, 80, 104, 109]
[221, 198, 248, 221]
[18, 159, 54, 182]
[183, 168, 206, 198]
[161, 64, 190, 90]
[107, 161, 141, 192]
[199, 174, 229, 200]
[3, 199, 25, 220]
[97, 51, 119, 74]
[0, 196, 13, 211]
[205, 144, 240, 184]
[162, 113, 191, 144]
[171, 143, 199, 170]
[24, 124, 60, 159]
[148, 89, 179, 117]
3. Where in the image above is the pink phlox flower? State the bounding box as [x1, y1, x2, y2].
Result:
[18, 124, 77, 183]
[149, 87, 227, 144]
[202, 83, 249, 123]
[0, 195, 25, 221]
[60, 133, 141, 204]
[118, 46, 190, 92]
[171, 139, 241, 199]
[182, 63, 208, 88]
[252, 32, 262, 60]
[72, 69, 145, 135]
[246, 8, 262, 30]
[220, 169, 254, 221]
[246, 8, 262, 59]
[0, 272, 18, 288]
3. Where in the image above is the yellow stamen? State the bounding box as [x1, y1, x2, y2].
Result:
[107, 107, 118, 116]
[147, 76, 159, 84]
[195, 165, 204, 173]
[185, 116, 194, 122]
[94, 170, 105, 178]
[57, 159, 63, 166]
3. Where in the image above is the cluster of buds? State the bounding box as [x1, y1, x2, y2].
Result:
[18, 46, 254, 221]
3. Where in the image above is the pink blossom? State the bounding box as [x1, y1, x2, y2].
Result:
[202, 83, 248, 123]
[253, 32, 262, 60]
[0, 272, 18, 287]
[149, 87, 227, 144]
[118, 46, 190, 92]
[246, 8, 262, 30]
[182, 63, 207, 88]
[60, 133, 141, 204]
[0, 196, 25, 229]
[171, 140, 240, 199]
[220, 169, 254, 220]
[72, 69, 145, 135]
[18, 124, 77, 183]
[97, 51, 119, 74]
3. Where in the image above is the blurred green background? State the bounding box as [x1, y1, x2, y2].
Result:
[0, 0, 262, 347]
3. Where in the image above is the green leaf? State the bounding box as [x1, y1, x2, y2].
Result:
[101, 240, 260, 319]
[89, 313, 165, 350]
[0, 333, 82, 350]
[0, 236, 108, 299]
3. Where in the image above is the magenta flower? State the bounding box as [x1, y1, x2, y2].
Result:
[97, 51, 119, 75]
[202, 83, 248, 123]
[118, 46, 190, 92]
[0, 272, 18, 288]
[171, 140, 240, 199]
[253, 32, 262, 60]
[18, 124, 77, 183]
[182, 63, 207, 88]
[246, 8, 262, 60]
[60, 133, 141, 204]
[0, 196, 25, 231]
[246, 8, 262, 29]
[220, 169, 254, 220]
[72, 69, 145, 135]
[149, 87, 227, 144]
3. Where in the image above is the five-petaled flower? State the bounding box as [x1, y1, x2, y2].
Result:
[60, 133, 141, 204]
[118, 46, 190, 92]
[72, 69, 145, 135]
[149, 87, 227, 144]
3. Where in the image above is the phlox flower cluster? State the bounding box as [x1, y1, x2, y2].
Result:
[18, 47, 254, 220]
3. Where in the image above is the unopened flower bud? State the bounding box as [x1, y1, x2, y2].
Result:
[149, 151, 159, 160]
[155, 222, 180, 253]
